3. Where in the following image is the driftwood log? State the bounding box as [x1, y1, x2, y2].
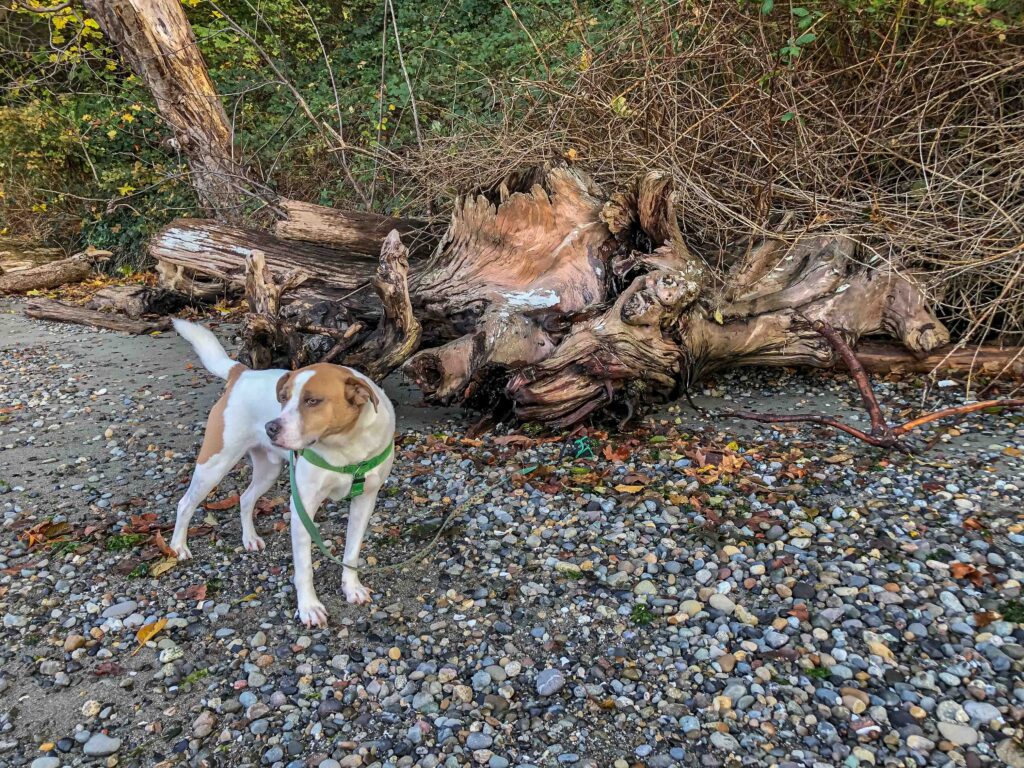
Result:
[24, 299, 171, 334]
[0, 249, 110, 294]
[274, 199, 441, 260]
[151, 166, 1023, 426]
[87, 285, 189, 318]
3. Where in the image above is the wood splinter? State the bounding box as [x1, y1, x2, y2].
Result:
[726, 318, 1024, 451]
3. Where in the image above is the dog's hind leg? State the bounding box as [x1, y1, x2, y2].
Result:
[170, 449, 243, 560]
[239, 448, 283, 553]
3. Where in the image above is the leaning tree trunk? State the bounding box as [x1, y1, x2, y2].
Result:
[82, 0, 253, 218]
[148, 164, 1017, 427]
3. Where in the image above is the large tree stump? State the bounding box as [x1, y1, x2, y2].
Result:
[146, 164, 1016, 425]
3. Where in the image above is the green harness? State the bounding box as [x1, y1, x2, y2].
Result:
[288, 441, 393, 570]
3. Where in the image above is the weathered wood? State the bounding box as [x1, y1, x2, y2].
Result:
[275, 199, 440, 260]
[154, 260, 231, 303]
[0, 250, 108, 294]
[853, 341, 1024, 378]
[343, 231, 422, 380]
[81, 0, 252, 218]
[23, 299, 170, 334]
[150, 219, 379, 311]
[88, 285, 189, 318]
[148, 166, 1009, 428]
[242, 251, 308, 369]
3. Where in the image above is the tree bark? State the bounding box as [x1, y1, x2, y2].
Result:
[241, 251, 308, 369]
[24, 299, 171, 334]
[343, 231, 422, 380]
[0, 249, 109, 293]
[82, 0, 252, 218]
[150, 218, 379, 309]
[87, 285, 188, 318]
[275, 200, 441, 260]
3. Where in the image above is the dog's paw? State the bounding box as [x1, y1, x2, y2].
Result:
[343, 581, 372, 605]
[171, 542, 193, 561]
[242, 534, 266, 553]
[296, 598, 328, 627]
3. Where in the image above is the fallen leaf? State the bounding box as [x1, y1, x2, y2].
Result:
[179, 583, 207, 601]
[1003, 446, 1022, 458]
[602, 444, 631, 462]
[788, 603, 810, 622]
[149, 557, 177, 577]
[963, 517, 984, 530]
[132, 617, 168, 656]
[950, 562, 977, 580]
[614, 484, 646, 493]
[492, 434, 534, 447]
[973, 610, 1001, 628]
[204, 494, 240, 511]
[824, 453, 853, 464]
[94, 661, 125, 676]
[152, 531, 175, 558]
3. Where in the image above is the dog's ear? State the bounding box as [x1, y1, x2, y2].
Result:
[276, 371, 292, 404]
[345, 375, 379, 412]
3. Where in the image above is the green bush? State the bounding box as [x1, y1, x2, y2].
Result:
[0, 0, 1019, 267]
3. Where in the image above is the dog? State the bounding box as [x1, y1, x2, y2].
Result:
[169, 319, 395, 626]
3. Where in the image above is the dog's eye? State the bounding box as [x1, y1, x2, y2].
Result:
[304, 397, 321, 407]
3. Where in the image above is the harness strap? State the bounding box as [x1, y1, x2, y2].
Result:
[288, 441, 393, 570]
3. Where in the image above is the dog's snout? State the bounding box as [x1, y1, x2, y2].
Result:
[265, 420, 281, 439]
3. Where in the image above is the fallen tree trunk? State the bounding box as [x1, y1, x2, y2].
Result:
[0, 250, 108, 294]
[147, 165, 1022, 427]
[24, 300, 171, 334]
[150, 218, 379, 310]
[274, 199, 441, 260]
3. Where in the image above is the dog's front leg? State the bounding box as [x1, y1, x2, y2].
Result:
[341, 489, 379, 605]
[290, 481, 331, 628]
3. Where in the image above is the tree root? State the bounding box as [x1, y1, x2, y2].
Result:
[726, 318, 1024, 451]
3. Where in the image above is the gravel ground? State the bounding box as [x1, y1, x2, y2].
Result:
[2, 299, 1024, 768]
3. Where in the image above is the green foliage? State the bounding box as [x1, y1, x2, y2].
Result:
[630, 603, 655, 625]
[1, 0, 1020, 267]
[105, 533, 147, 551]
[1003, 600, 1024, 623]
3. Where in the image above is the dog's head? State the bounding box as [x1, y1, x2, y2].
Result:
[265, 364, 379, 450]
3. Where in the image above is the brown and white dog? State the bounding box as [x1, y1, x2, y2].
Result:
[170, 319, 395, 626]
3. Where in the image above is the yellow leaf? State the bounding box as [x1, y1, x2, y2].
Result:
[150, 557, 176, 577]
[117, 184, 135, 196]
[131, 617, 168, 656]
[714, 309, 724, 324]
[614, 484, 645, 493]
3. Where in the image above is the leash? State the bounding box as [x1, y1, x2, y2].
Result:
[289, 444, 537, 577]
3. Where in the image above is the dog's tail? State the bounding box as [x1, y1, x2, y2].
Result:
[171, 319, 240, 380]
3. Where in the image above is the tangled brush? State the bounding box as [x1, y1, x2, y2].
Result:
[397, 0, 1024, 344]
